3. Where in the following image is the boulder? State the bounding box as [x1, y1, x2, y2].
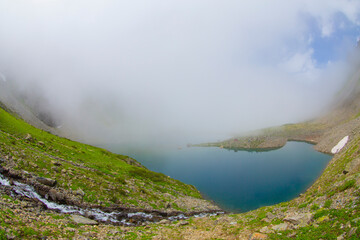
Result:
[159, 219, 171, 224]
[37, 177, 57, 187]
[48, 189, 65, 203]
[71, 215, 98, 225]
[271, 222, 289, 231]
[284, 213, 313, 227]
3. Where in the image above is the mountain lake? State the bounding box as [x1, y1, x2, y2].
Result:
[110, 142, 332, 213]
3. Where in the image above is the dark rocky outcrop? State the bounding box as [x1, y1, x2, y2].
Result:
[36, 177, 57, 187]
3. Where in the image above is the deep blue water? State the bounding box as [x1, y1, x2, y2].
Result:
[111, 142, 331, 213]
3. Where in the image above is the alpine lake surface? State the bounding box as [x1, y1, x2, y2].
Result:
[109, 142, 331, 213]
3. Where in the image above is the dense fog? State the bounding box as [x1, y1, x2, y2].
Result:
[0, 0, 359, 147]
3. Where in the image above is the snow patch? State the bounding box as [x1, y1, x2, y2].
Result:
[331, 136, 349, 154]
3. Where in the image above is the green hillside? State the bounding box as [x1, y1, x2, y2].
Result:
[0, 106, 216, 212]
[1, 86, 360, 238]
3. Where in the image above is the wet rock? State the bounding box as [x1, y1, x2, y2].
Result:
[248, 232, 268, 240]
[272, 222, 289, 231]
[284, 213, 313, 227]
[48, 189, 65, 203]
[71, 215, 98, 225]
[36, 177, 57, 187]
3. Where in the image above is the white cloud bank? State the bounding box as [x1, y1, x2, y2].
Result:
[0, 0, 359, 146]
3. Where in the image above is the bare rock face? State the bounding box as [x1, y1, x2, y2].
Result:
[71, 215, 98, 225]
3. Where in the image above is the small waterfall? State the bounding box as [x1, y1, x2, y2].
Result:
[0, 174, 223, 225]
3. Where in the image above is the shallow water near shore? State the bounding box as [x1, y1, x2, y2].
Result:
[111, 142, 331, 213]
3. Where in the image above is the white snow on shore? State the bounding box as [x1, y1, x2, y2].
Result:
[331, 136, 349, 154]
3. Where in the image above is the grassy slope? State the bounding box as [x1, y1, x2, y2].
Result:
[1, 133, 359, 239]
[0, 106, 204, 211]
[1, 105, 360, 238]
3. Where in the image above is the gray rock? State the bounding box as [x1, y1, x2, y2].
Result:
[159, 219, 171, 224]
[266, 212, 276, 220]
[175, 220, 189, 227]
[76, 188, 85, 197]
[259, 226, 271, 233]
[71, 215, 98, 225]
[272, 222, 289, 231]
[48, 189, 65, 203]
[37, 177, 57, 187]
[284, 213, 313, 227]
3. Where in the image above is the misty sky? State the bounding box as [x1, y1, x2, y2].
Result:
[0, 1, 360, 146]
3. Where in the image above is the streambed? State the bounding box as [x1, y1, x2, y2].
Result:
[0, 174, 223, 225]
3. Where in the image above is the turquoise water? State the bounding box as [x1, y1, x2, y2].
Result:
[111, 142, 331, 213]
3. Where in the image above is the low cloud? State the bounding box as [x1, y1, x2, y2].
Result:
[0, 0, 359, 147]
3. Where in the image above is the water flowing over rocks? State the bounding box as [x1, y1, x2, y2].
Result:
[0, 173, 224, 226]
